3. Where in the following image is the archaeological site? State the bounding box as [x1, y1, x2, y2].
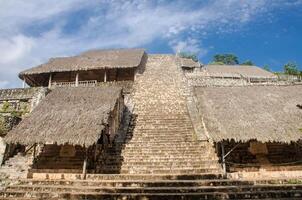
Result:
[0, 48, 301, 199]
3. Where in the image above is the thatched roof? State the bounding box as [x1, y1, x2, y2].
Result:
[180, 58, 201, 68]
[204, 65, 277, 79]
[5, 86, 122, 146]
[195, 85, 302, 143]
[19, 48, 145, 78]
[0, 88, 46, 101]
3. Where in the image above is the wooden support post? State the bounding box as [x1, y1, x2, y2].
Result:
[33, 143, 37, 165]
[48, 74, 52, 88]
[104, 70, 107, 83]
[33, 144, 37, 158]
[94, 145, 98, 171]
[22, 79, 26, 88]
[75, 73, 79, 87]
[221, 142, 227, 176]
[82, 149, 87, 179]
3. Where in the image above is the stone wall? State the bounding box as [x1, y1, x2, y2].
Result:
[0, 115, 21, 164]
[187, 75, 247, 87]
[185, 73, 302, 88]
[0, 87, 49, 164]
[0, 87, 49, 116]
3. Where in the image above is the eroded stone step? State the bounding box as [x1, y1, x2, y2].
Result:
[5, 184, 302, 194]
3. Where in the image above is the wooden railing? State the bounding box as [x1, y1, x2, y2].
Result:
[52, 80, 97, 88]
[78, 80, 97, 86]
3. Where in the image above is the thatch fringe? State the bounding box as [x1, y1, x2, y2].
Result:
[204, 65, 277, 79]
[19, 49, 145, 78]
[195, 85, 302, 143]
[5, 86, 122, 146]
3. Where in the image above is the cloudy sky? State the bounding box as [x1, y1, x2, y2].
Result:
[0, 0, 302, 88]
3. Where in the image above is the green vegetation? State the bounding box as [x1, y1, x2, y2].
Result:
[209, 54, 302, 76]
[0, 117, 7, 136]
[284, 62, 300, 75]
[1, 101, 10, 112]
[212, 54, 239, 65]
[241, 60, 254, 66]
[179, 52, 198, 62]
[0, 101, 29, 117]
[287, 179, 302, 184]
[208, 61, 225, 65]
[263, 65, 271, 72]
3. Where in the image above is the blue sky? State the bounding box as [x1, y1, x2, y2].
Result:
[0, 0, 301, 88]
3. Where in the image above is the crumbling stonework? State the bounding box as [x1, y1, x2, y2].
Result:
[0, 87, 48, 117]
[0, 87, 48, 170]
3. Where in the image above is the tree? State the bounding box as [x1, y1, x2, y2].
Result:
[284, 62, 299, 75]
[263, 65, 271, 72]
[179, 52, 198, 62]
[213, 54, 239, 65]
[241, 60, 254, 66]
[208, 61, 224, 65]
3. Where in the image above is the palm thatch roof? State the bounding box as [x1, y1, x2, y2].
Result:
[180, 58, 201, 68]
[204, 65, 277, 79]
[195, 85, 302, 143]
[19, 48, 146, 78]
[5, 86, 122, 146]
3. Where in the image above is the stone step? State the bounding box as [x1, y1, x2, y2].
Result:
[115, 150, 208, 155]
[107, 151, 212, 156]
[87, 173, 224, 180]
[15, 179, 254, 187]
[110, 143, 206, 148]
[16, 178, 302, 187]
[109, 153, 213, 158]
[29, 173, 223, 180]
[118, 145, 211, 152]
[104, 157, 216, 162]
[4, 184, 302, 195]
[103, 168, 221, 174]
[105, 160, 219, 165]
[0, 191, 225, 200]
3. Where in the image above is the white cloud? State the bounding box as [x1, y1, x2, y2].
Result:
[0, 35, 33, 64]
[170, 38, 208, 57]
[0, 0, 299, 88]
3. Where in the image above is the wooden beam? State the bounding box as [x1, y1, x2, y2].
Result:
[82, 149, 87, 179]
[22, 79, 26, 88]
[94, 145, 98, 171]
[104, 70, 107, 82]
[33, 143, 37, 166]
[221, 142, 227, 176]
[48, 74, 52, 88]
[75, 72, 79, 87]
[33, 144, 36, 158]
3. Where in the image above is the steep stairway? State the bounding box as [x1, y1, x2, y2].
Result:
[100, 54, 221, 174]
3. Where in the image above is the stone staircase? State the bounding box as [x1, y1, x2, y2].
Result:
[100, 55, 221, 175]
[1, 174, 302, 199]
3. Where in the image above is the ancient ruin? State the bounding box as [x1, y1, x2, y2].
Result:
[0, 49, 301, 199]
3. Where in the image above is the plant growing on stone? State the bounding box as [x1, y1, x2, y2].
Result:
[0, 117, 7, 135]
[179, 52, 198, 62]
[1, 101, 11, 112]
